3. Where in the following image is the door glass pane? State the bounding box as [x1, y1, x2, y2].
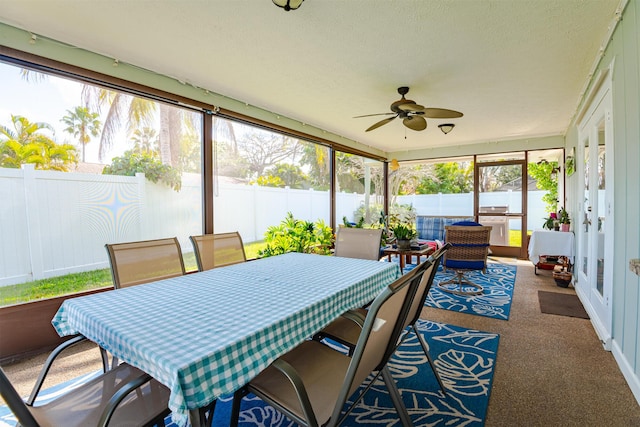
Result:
[582, 136, 590, 277]
[597, 123, 606, 295]
[478, 164, 522, 247]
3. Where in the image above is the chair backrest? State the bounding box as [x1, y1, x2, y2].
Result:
[403, 243, 451, 329]
[333, 227, 383, 260]
[443, 224, 492, 272]
[0, 367, 39, 427]
[189, 232, 247, 271]
[330, 261, 429, 422]
[105, 237, 185, 288]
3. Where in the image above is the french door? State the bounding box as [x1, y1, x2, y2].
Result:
[576, 74, 613, 348]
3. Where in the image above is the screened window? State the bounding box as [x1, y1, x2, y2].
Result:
[335, 152, 384, 228]
[211, 117, 331, 256]
[0, 60, 203, 304]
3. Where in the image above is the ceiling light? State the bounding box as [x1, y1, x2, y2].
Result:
[438, 123, 455, 135]
[390, 159, 400, 171]
[272, 0, 304, 11]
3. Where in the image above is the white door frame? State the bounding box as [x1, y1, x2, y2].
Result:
[575, 63, 614, 349]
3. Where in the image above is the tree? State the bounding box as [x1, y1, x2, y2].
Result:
[254, 163, 308, 188]
[416, 162, 473, 194]
[61, 106, 101, 162]
[21, 69, 195, 169]
[130, 127, 159, 154]
[528, 161, 559, 212]
[0, 115, 77, 171]
[218, 130, 302, 180]
[102, 150, 182, 191]
[300, 143, 330, 190]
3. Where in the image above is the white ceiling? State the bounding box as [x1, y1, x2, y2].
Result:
[0, 0, 622, 155]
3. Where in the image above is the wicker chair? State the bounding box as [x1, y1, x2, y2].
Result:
[438, 223, 492, 296]
[189, 232, 247, 271]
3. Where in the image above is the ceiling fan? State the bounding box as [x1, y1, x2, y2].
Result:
[355, 86, 463, 132]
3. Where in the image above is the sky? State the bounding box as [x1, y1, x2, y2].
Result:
[0, 61, 126, 164]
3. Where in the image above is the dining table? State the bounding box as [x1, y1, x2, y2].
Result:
[51, 252, 401, 426]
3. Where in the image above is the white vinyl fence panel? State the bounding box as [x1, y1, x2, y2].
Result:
[1, 165, 548, 286]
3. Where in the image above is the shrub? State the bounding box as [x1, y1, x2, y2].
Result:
[258, 212, 334, 257]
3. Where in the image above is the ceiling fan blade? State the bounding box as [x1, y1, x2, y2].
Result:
[423, 108, 464, 119]
[353, 112, 396, 118]
[366, 116, 397, 132]
[403, 116, 427, 131]
[397, 103, 425, 112]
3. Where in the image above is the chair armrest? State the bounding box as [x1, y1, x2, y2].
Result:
[269, 358, 318, 426]
[340, 309, 366, 328]
[97, 372, 156, 427]
[27, 335, 88, 405]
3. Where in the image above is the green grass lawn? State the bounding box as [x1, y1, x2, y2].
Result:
[0, 241, 268, 307]
[3, 236, 530, 307]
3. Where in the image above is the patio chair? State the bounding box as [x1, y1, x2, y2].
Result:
[438, 222, 492, 296]
[105, 237, 186, 288]
[0, 335, 170, 427]
[333, 227, 383, 260]
[189, 232, 247, 271]
[313, 243, 452, 395]
[229, 257, 429, 427]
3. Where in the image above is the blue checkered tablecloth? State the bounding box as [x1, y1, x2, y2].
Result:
[52, 252, 400, 426]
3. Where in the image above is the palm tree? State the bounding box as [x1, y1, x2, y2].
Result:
[83, 87, 200, 169]
[0, 115, 77, 171]
[81, 87, 156, 162]
[131, 127, 159, 154]
[21, 68, 234, 171]
[61, 106, 102, 162]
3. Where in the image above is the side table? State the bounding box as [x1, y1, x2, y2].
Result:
[383, 245, 434, 273]
[528, 230, 575, 275]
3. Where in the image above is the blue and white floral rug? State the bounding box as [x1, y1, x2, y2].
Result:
[1, 320, 499, 427]
[424, 261, 517, 320]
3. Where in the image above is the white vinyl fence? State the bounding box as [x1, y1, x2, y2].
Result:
[0, 165, 547, 286]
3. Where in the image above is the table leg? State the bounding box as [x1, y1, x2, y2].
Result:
[189, 408, 204, 427]
[189, 400, 216, 427]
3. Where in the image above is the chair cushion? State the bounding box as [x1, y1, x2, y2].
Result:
[451, 221, 481, 226]
[416, 216, 443, 241]
[445, 259, 486, 270]
[416, 217, 474, 241]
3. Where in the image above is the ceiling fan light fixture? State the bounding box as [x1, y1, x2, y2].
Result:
[272, 0, 304, 11]
[438, 123, 455, 134]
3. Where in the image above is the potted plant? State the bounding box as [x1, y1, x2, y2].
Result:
[543, 212, 559, 231]
[391, 223, 416, 250]
[558, 208, 571, 232]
